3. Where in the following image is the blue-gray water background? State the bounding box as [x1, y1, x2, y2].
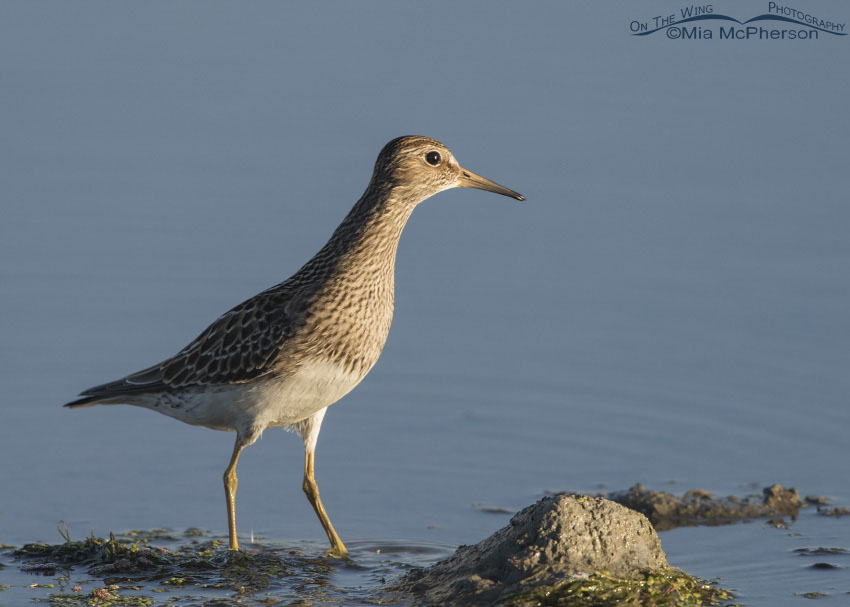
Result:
[2, 2, 848, 605]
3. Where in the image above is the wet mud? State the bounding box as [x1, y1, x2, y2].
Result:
[608, 483, 802, 530]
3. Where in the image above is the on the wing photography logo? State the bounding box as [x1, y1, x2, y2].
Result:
[630, 2, 846, 40]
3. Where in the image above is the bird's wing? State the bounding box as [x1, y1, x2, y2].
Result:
[159, 286, 303, 387]
[68, 285, 308, 404]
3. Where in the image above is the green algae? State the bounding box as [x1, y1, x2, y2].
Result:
[34, 590, 154, 606]
[15, 531, 169, 574]
[13, 533, 308, 593]
[6, 523, 332, 607]
[508, 569, 736, 607]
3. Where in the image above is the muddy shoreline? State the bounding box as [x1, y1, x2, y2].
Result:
[3, 483, 846, 606]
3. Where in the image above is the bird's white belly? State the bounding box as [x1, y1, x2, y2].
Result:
[147, 359, 363, 435]
[243, 359, 363, 428]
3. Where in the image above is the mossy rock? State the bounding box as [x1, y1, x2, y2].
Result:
[509, 569, 735, 607]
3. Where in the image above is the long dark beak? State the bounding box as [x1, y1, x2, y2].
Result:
[459, 167, 525, 201]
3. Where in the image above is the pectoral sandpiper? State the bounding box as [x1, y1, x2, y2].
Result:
[65, 135, 524, 556]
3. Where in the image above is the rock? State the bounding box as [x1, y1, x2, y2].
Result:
[386, 493, 668, 606]
[609, 482, 801, 530]
[805, 494, 830, 506]
[762, 484, 800, 518]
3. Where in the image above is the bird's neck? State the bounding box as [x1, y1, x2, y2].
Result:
[301, 181, 419, 288]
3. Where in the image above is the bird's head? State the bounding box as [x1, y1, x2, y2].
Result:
[371, 136, 524, 206]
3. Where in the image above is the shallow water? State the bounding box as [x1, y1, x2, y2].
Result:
[0, 534, 457, 606]
[2, 1, 849, 605]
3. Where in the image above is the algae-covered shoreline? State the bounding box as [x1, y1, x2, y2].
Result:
[7, 526, 336, 606]
[2, 483, 846, 606]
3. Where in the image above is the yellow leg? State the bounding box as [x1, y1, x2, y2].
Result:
[303, 449, 347, 557]
[224, 440, 244, 551]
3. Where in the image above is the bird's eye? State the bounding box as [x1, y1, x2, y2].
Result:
[425, 151, 441, 166]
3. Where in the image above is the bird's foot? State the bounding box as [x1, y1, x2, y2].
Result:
[324, 545, 348, 559]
